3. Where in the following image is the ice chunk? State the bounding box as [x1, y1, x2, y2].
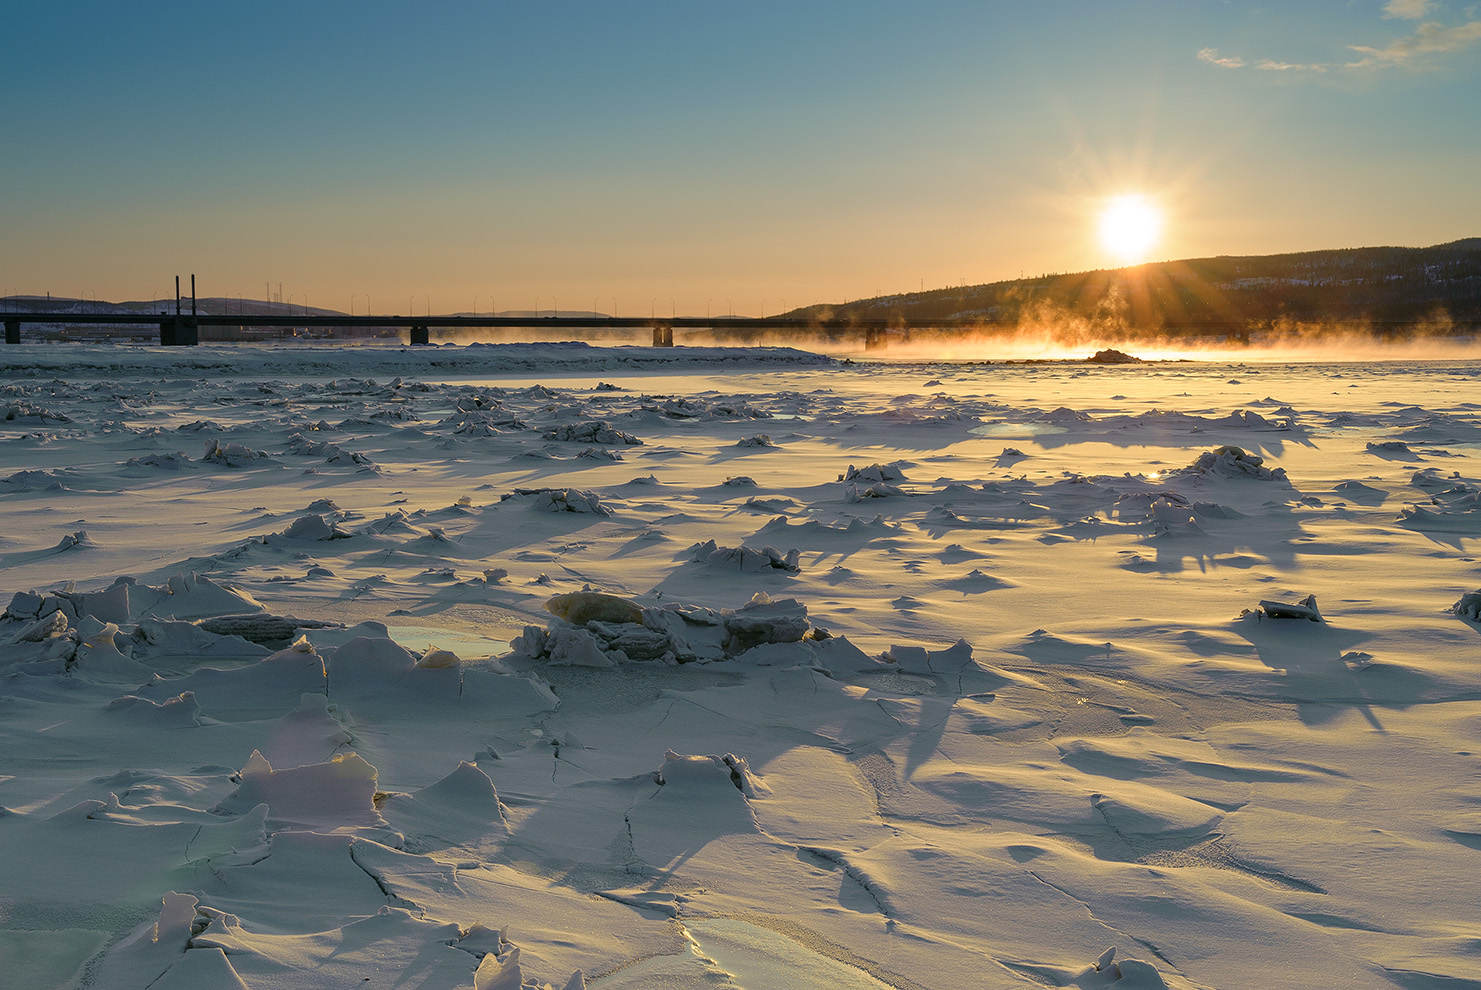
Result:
[279, 513, 353, 541]
[104, 692, 203, 727]
[1259, 595, 1323, 621]
[502, 487, 612, 514]
[544, 420, 643, 445]
[840, 461, 908, 483]
[10, 609, 68, 644]
[544, 591, 644, 626]
[201, 439, 268, 466]
[1178, 445, 1287, 480]
[689, 540, 801, 572]
[214, 750, 384, 828]
[1069, 945, 1169, 988]
[135, 572, 266, 621]
[545, 625, 616, 667]
[1451, 589, 1481, 622]
[4, 590, 45, 621]
[722, 593, 810, 653]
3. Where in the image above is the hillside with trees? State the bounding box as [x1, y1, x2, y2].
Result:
[790, 240, 1481, 334]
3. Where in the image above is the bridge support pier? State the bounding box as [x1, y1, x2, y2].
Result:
[159, 317, 198, 346]
[864, 327, 887, 352]
[652, 325, 673, 347]
[4, 320, 18, 345]
[409, 325, 430, 346]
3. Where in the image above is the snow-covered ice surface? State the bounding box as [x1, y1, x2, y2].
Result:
[3, 342, 1481, 990]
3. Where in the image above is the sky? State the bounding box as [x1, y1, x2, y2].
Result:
[5, 1, 1480, 316]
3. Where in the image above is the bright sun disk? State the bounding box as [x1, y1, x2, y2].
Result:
[1098, 193, 1162, 265]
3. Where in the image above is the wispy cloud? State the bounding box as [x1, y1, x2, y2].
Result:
[1382, 0, 1433, 20]
[1197, 47, 1245, 68]
[1199, 47, 1325, 73]
[1256, 59, 1327, 73]
[1199, 9, 1481, 74]
[1347, 19, 1481, 66]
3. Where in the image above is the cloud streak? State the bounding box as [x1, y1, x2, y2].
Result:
[1347, 19, 1481, 66]
[1198, 47, 1326, 73]
[1196, 47, 1245, 69]
[1199, 9, 1481, 74]
[1382, 0, 1433, 20]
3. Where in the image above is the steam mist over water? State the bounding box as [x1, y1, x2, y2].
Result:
[425, 322, 1481, 364]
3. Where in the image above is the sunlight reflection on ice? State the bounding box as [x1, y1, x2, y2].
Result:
[590, 919, 896, 990]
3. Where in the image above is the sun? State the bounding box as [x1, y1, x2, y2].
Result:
[1097, 193, 1163, 265]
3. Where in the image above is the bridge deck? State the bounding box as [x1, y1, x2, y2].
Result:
[3, 312, 1466, 347]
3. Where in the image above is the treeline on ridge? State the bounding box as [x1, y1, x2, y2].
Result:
[789, 239, 1481, 333]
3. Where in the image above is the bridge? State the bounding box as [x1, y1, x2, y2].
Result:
[0, 311, 1290, 349]
[5, 311, 1467, 350]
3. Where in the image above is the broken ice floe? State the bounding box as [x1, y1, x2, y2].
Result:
[1253, 595, 1323, 622]
[1395, 477, 1481, 532]
[282, 432, 376, 466]
[839, 461, 909, 483]
[1451, 590, 1481, 622]
[54, 530, 99, 550]
[844, 481, 910, 501]
[638, 395, 772, 420]
[1, 467, 76, 490]
[195, 612, 342, 646]
[0, 573, 333, 676]
[443, 408, 528, 435]
[1066, 945, 1169, 988]
[688, 539, 801, 572]
[274, 513, 354, 541]
[1367, 439, 1419, 458]
[104, 691, 205, 728]
[518, 590, 818, 665]
[201, 439, 269, 467]
[544, 420, 643, 445]
[214, 750, 386, 830]
[1177, 445, 1287, 481]
[500, 488, 612, 514]
[122, 451, 192, 470]
[5, 571, 265, 627]
[2, 400, 72, 424]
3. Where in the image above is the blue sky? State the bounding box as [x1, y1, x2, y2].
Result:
[5, 1, 1479, 314]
